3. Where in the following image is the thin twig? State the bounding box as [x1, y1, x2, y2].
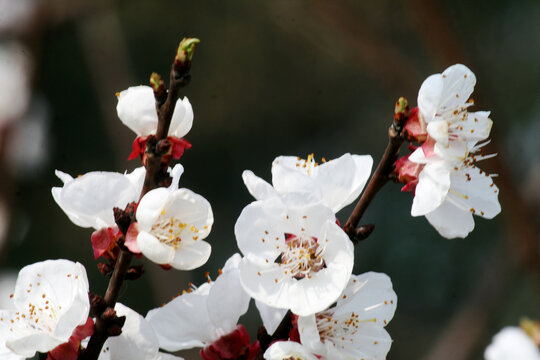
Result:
[343, 98, 409, 242]
[79, 39, 197, 360]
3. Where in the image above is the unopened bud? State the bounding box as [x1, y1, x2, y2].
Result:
[176, 37, 200, 66]
[97, 263, 113, 277]
[393, 97, 409, 129]
[125, 265, 144, 280]
[150, 73, 166, 103]
[89, 292, 106, 316]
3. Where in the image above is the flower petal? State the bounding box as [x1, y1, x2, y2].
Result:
[264, 341, 319, 360]
[207, 254, 250, 334]
[255, 300, 287, 335]
[169, 97, 193, 138]
[242, 170, 277, 201]
[411, 161, 450, 216]
[425, 199, 475, 239]
[137, 231, 176, 264]
[169, 240, 211, 270]
[116, 86, 158, 136]
[146, 283, 215, 351]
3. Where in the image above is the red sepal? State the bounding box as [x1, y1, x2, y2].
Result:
[200, 324, 260, 360]
[47, 317, 94, 360]
[91, 226, 122, 260]
[403, 107, 427, 142]
[169, 136, 192, 159]
[128, 136, 148, 160]
[394, 153, 422, 193]
[124, 223, 141, 254]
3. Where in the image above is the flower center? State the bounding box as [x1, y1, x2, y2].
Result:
[316, 310, 376, 347]
[151, 211, 189, 250]
[279, 234, 325, 279]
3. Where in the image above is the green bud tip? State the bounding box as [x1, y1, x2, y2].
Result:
[396, 97, 408, 114]
[150, 72, 164, 92]
[177, 38, 200, 63]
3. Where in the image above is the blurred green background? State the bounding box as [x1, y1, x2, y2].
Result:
[0, 0, 539, 359]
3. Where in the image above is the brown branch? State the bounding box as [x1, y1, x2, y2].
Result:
[343, 98, 409, 243]
[79, 39, 197, 360]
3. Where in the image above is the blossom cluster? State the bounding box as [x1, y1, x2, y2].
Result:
[396, 64, 501, 238]
[0, 58, 508, 360]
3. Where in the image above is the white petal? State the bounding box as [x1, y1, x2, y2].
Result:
[54, 170, 73, 184]
[330, 323, 392, 360]
[418, 73, 444, 122]
[169, 97, 193, 138]
[298, 315, 326, 356]
[137, 188, 170, 231]
[451, 111, 492, 143]
[137, 231, 176, 264]
[101, 303, 159, 360]
[335, 272, 397, 327]
[339, 155, 373, 211]
[165, 189, 214, 240]
[411, 161, 450, 216]
[425, 200, 474, 239]
[242, 170, 277, 201]
[207, 254, 250, 334]
[146, 283, 215, 351]
[447, 164, 501, 219]
[169, 240, 211, 270]
[264, 341, 319, 360]
[271, 156, 320, 197]
[235, 198, 287, 261]
[116, 86, 158, 136]
[438, 64, 476, 112]
[255, 300, 288, 335]
[427, 120, 449, 147]
[309, 153, 357, 213]
[53, 171, 139, 229]
[168, 164, 185, 190]
[154, 353, 185, 360]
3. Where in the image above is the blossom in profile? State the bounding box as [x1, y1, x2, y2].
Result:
[136, 183, 213, 270]
[116, 85, 193, 139]
[116, 86, 193, 160]
[235, 195, 354, 316]
[0, 260, 90, 358]
[51, 166, 147, 230]
[405, 64, 492, 161]
[146, 254, 257, 359]
[484, 326, 540, 360]
[242, 153, 372, 213]
[298, 272, 397, 360]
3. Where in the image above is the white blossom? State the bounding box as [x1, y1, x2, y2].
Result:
[298, 272, 397, 360]
[235, 194, 354, 316]
[136, 180, 213, 270]
[416, 64, 492, 161]
[146, 254, 250, 351]
[484, 327, 540, 360]
[243, 153, 372, 213]
[52, 166, 147, 229]
[0, 260, 90, 358]
[116, 86, 193, 138]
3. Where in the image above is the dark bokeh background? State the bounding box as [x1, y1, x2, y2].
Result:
[0, 1, 539, 359]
